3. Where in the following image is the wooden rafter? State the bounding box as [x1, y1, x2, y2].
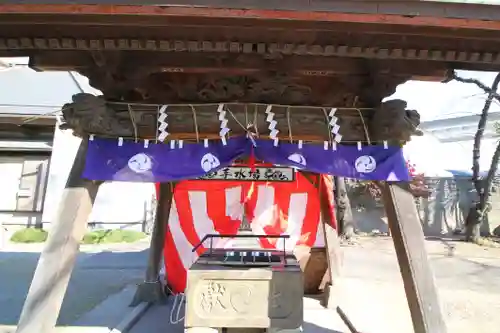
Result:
[0, 37, 498, 72]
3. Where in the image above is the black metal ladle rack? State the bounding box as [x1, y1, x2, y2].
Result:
[191, 234, 291, 267]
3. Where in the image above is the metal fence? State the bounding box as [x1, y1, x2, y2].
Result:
[346, 177, 500, 236]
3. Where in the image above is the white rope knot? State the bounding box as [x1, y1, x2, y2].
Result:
[246, 123, 258, 147]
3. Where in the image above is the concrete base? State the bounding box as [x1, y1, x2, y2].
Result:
[128, 295, 357, 333]
[228, 329, 265, 333]
[267, 328, 303, 333]
[109, 302, 150, 333]
[320, 283, 337, 309]
[71, 285, 151, 333]
[185, 328, 219, 333]
[130, 281, 166, 307]
[187, 328, 270, 333]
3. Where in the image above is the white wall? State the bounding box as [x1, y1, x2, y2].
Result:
[441, 138, 498, 172]
[41, 124, 81, 224]
[42, 125, 155, 231]
[404, 133, 496, 175]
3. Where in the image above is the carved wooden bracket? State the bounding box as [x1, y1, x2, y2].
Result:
[60, 93, 135, 138]
[60, 93, 421, 143]
[369, 99, 423, 142]
[26, 48, 442, 106]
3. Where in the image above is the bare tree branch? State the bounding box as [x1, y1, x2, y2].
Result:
[470, 73, 500, 200]
[484, 142, 500, 212]
[452, 71, 500, 102]
[452, 71, 500, 241]
[453, 72, 500, 193]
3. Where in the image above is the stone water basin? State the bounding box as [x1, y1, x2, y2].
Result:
[185, 249, 303, 331]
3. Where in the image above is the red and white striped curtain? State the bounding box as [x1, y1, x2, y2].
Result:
[156, 172, 335, 293]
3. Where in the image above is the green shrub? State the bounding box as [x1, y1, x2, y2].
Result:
[81, 229, 146, 245]
[9, 228, 146, 245]
[10, 228, 48, 243]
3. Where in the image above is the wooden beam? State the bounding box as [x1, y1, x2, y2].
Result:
[28, 50, 448, 79]
[2, 3, 500, 31]
[16, 137, 101, 333]
[130, 182, 175, 306]
[381, 182, 447, 333]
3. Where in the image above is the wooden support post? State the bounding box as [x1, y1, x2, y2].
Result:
[382, 182, 447, 333]
[318, 176, 342, 309]
[320, 217, 342, 309]
[16, 138, 101, 333]
[130, 182, 175, 306]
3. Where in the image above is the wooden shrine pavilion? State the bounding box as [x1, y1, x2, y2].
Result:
[2, 2, 500, 333]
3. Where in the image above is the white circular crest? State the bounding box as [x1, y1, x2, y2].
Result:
[355, 155, 377, 173]
[287, 153, 307, 167]
[200, 153, 221, 172]
[127, 153, 153, 173]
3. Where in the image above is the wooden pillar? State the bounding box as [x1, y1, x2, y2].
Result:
[16, 138, 101, 333]
[381, 182, 447, 333]
[130, 182, 175, 306]
[318, 175, 342, 309]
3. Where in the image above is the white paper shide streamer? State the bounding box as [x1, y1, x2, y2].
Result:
[157, 105, 169, 142]
[265, 105, 279, 141]
[329, 108, 342, 143]
[218, 104, 230, 145]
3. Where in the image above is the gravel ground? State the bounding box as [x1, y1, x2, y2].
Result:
[337, 237, 500, 333]
[130, 236, 500, 333]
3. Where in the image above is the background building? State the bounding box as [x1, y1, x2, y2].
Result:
[0, 58, 155, 242]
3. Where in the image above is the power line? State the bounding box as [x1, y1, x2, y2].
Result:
[0, 103, 62, 108]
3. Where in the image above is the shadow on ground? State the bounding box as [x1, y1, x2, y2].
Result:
[0, 249, 148, 328]
[128, 298, 345, 333]
[303, 322, 342, 333]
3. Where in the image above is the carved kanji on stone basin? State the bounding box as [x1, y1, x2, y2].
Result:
[185, 250, 303, 330]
